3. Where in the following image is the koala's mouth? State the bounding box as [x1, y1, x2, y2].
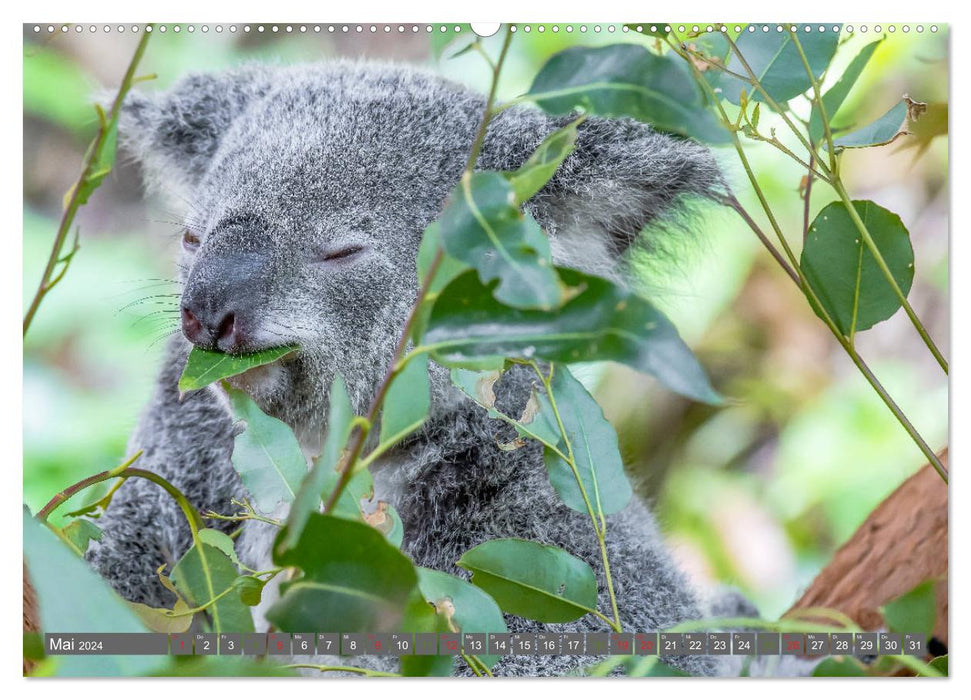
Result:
[224, 357, 289, 396]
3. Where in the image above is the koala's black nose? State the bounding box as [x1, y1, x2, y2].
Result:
[181, 304, 246, 353]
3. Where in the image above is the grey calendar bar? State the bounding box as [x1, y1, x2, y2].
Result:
[45, 633, 168, 655]
[41, 631, 929, 657]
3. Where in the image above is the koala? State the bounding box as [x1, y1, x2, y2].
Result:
[85, 60, 752, 677]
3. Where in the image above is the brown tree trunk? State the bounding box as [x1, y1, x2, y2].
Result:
[787, 450, 948, 648]
[23, 561, 39, 675]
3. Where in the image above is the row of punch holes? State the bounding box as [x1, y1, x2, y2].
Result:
[32, 24, 941, 35]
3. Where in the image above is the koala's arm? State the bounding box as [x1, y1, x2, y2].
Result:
[85, 338, 246, 607]
[383, 369, 732, 677]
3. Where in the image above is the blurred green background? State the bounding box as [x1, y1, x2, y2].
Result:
[23, 24, 948, 620]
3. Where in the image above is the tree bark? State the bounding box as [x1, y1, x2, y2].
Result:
[787, 450, 948, 648]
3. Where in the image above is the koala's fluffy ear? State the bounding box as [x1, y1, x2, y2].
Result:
[480, 109, 724, 277]
[118, 67, 273, 194]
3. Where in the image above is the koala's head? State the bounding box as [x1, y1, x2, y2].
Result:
[120, 61, 721, 441]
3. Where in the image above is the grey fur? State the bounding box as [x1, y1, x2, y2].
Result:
[86, 60, 742, 677]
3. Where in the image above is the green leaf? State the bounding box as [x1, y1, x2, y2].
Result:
[928, 655, 948, 676]
[456, 538, 598, 623]
[279, 376, 354, 552]
[881, 580, 937, 637]
[227, 388, 307, 513]
[721, 28, 840, 105]
[416, 567, 508, 668]
[399, 588, 455, 677]
[450, 368, 561, 446]
[542, 366, 633, 516]
[832, 99, 922, 150]
[379, 352, 430, 449]
[198, 528, 240, 566]
[812, 657, 867, 677]
[439, 173, 567, 310]
[268, 514, 418, 633]
[148, 656, 297, 677]
[60, 518, 102, 555]
[171, 538, 254, 634]
[423, 268, 720, 404]
[364, 501, 405, 549]
[526, 44, 728, 144]
[233, 575, 267, 606]
[801, 200, 915, 336]
[128, 600, 193, 634]
[23, 509, 162, 677]
[178, 345, 296, 392]
[810, 39, 882, 144]
[413, 223, 472, 343]
[506, 118, 582, 204]
[430, 24, 473, 59]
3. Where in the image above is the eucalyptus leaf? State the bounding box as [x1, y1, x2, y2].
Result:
[439, 172, 567, 311]
[801, 200, 914, 336]
[171, 539, 254, 634]
[457, 538, 598, 623]
[526, 44, 728, 144]
[129, 600, 193, 634]
[227, 388, 307, 513]
[268, 514, 418, 633]
[451, 367, 561, 447]
[812, 656, 866, 677]
[280, 376, 354, 552]
[417, 567, 508, 668]
[423, 268, 721, 404]
[233, 575, 267, 607]
[721, 28, 840, 105]
[399, 588, 454, 677]
[810, 39, 882, 144]
[832, 99, 923, 150]
[379, 352, 431, 449]
[506, 117, 582, 204]
[542, 366, 633, 516]
[60, 518, 102, 555]
[23, 509, 162, 677]
[881, 580, 937, 637]
[928, 655, 947, 676]
[178, 345, 296, 392]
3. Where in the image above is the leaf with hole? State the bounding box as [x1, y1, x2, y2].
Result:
[227, 387, 307, 514]
[439, 173, 567, 311]
[832, 98, 925, 150]
[417, 567, 508, 669]
[721, 28, 840, 105]
[60, 518, 102, 555]
[801, 200, 914, 336]
[450, 367, 561, 447]
[268, 514, 418, 633]
[526, 44, 728, 143]
[542, 366, 633, 516]
[178, 345, 296, 392]
[457, 538, 598, 623]
[423, 268, 720, 404]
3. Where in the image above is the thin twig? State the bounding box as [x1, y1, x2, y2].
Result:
[23, 25, 153, 336]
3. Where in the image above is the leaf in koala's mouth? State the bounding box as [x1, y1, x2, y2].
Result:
[178, 345, 297, 393]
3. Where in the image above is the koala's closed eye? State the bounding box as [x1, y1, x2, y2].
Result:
[315, 244, 367, 266]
